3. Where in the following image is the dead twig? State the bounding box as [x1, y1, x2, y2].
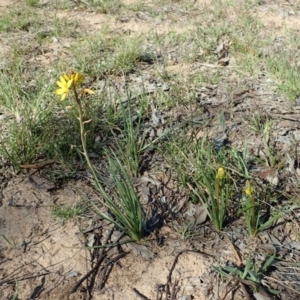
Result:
[133, 288, 151, 300]
[19, 160, 55, 170]
[71, 226, 116, 294]
[98, 252, 127, 290]
[0, 272, 50, 286]
[170, 278, 180, 300]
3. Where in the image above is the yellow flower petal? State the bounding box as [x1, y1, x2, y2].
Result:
[55, 74, 72, 100]
[60, 75, 67, 85]
[55, 88, 64, 95]
[60, 93, 66, 101]
[83, 88, 95, 94]
[67, 79, 73, 88]
[64, 74, 71, 81]
[55, 72, 85, 101]
[56, 80, 64, 88]
[74, 73, 79, 82]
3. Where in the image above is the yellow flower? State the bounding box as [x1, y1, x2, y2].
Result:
[245, 180, 254, 196]
[216, 167, 225, 179]
[54, 75, 73, 101]
[64, 72, 84, 87]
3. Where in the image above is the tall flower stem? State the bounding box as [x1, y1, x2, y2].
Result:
[214, 178, 220, 229]
[71, 84, 104, 194]
[245, 180, 257, 236]
[250, 194, 256, 235]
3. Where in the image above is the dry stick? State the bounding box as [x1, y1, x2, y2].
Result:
[0, 248, 58, 284]
[19, 160, 55, 169]
[170, 279, 180, 300]
[84, 234, 91, 300]
[98, 252, 127, 290]
[38, 272, 67, 298]
[87, 252, 127, 300]
[156, 284, 165, 300]
[99, 264, 113, 291]
[0, 272, 50, 286]
[71, 226, 115, 294]
[165, 249, 214, 297]
[132, 288, 151, 300]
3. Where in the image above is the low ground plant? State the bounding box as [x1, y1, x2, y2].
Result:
[212, 252, 279, 295]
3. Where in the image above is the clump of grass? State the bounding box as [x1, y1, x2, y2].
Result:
[25, 0, 39, 7]
[89, 0, 123, 13]
[173, 218, 200, 240]
[0, 69, 55, 167]
[253, 114, 278, 168]
[165, 126, 298, 234]
[93, 151, 145, 241]
[72, 32, 144, 76]
[0, 65, 97, 167]
[0, 6, 37, 32]
[266, 53, 300, 100]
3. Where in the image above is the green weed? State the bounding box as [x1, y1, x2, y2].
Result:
[25, 0, 39, 7]
[52, 202, 89, 220]
[1, 235, 19, 249]
[89, 0, 123, 13]
[213, 252, 279, 295]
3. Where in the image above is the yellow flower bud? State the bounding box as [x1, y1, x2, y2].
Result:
[216, 167, 225, 179]
[245, 180, 254, 195]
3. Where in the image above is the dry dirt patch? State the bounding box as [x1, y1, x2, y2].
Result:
[256, 8, 300, 34]
[0, 0, 16, 8]
[55, 9, 195, 36]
